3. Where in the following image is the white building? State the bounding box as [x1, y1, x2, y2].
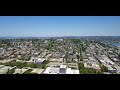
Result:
[43, 65, 79, 74]
[92, 64, 101, 70]
[0, 65, 10, 74]
[0, 48, 5, 54]
[34, 58, 46, 64]
[31, 57, 46, 64]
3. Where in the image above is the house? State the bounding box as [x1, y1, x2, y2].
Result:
[92, 64, 101, 71]
[84, 62, 101, 71]
[2, 59, 15, 63]
[26, 60, 34, 65]
[84, 63, 92, 69]
[105, 65, 117, 73]
[0, 65, 10, 74]
[111, 58, 119, 62]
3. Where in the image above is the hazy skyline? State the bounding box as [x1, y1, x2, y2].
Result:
[0, 16, 120, 37]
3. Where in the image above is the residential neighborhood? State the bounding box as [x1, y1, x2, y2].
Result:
[0, 37, 120, 74]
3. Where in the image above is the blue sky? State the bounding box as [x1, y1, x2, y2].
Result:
[0, 16, 120, 37]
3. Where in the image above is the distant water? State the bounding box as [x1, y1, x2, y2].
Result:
[112, 43, 120, 47]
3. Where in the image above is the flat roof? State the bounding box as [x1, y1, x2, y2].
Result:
[60, 65, 67, 68]
[72, 70, 79, 74]
[43, 67, 51, 73]
[66, 68, 72, 74]
[43, 66, 79, 74]
[31, 69, 44, 74]
[43, 67, 59, 74]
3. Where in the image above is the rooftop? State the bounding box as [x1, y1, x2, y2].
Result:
[60, 65, 67, 68]
[43, 65, 79, 74]
[71, 70, 80, 74]
[31, 69, 44, 74]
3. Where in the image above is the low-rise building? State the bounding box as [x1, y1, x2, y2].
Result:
[43, 65, 79, 74]
[105, 65, 117, 73]
[84, 62, 101, 71]
[34, 58, 46, 64]
[16, 60, 23, 62]
[26, 60, 34, 65]
[14, 68, 28, 74]
[31, 69, 44, 74]
[0, 65, 10, 74]
[113, 65, 120, 73]
[92, 64, 101, 70]
[31, 57, 46, 64]
[1, 59, 15, 63]
[111, 58, 119, 62]
[84, 63, 92, 69]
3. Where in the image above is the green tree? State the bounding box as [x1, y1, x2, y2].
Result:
[42, 64, 46, 69]
[7, 68, 15, 74]
[100, 65, 108, 72]
[78, 63, 99, 74]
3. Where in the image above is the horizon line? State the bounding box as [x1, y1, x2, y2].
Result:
[0, 36, 120, 38]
